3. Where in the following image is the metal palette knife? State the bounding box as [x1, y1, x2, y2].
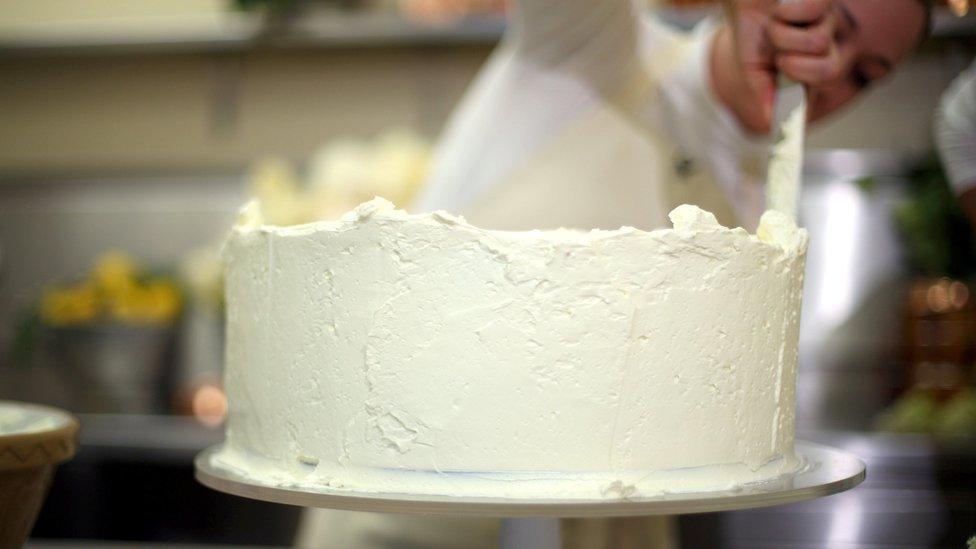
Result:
[766, 0, 808, 222]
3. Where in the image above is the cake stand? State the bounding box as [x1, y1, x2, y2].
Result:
[195, 440, 864, 548]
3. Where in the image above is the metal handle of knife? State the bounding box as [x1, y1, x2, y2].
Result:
[766, 0, 807, 221]
[777, 0, 802, 88]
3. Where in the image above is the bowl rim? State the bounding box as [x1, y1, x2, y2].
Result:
[0, 401, 79, 471]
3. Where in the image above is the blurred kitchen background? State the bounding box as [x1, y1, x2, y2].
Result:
[2, 0, 976, 547]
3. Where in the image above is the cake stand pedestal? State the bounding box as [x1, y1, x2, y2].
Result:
[195, 440, 865, 549]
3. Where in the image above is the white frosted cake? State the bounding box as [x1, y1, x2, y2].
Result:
[214, 197, 808, 499]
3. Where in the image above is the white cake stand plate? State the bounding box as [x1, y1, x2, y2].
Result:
[195, 440, 864, 548]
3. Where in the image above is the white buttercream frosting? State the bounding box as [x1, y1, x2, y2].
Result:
[766, 99, 806, 219]
[215, 198, 808, 499]
[667, 204, 721, 232]
[235, 199, 264, 229]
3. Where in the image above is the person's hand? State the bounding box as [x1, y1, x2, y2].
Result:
[712, 0, 844, 134]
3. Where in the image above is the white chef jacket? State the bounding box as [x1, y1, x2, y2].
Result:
[937, 58, 976, 195]
[297, 1, 765, 548]
[415, 0, 767, 231]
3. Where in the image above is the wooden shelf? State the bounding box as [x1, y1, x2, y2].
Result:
[0, 10, 505, 56]
[0, 6, 970, 57]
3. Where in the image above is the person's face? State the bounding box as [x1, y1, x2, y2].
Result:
[808, 0, 927, 122]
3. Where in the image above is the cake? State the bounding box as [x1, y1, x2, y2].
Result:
[213, 197, 808, 499]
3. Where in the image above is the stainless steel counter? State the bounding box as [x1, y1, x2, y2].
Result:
[28, 543, 276, 549]
[75, 413, 223, 463]
[695, 431, 976, 548]
[29, 414, 300, 546]
[28, 414, 976, 547]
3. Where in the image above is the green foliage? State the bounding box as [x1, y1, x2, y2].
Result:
[854, 175, 877, 193]
[232, 0, 302, 12]
[877, 390, 976, 438]
[894, 158, 976, 278]
[937, 391, 976, 438]
[876, 390, 940, 433]
[8, 308, 40, 368]
[231, 0, 352, 12]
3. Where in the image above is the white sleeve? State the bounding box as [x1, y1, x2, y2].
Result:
[936, 58, 976, 196]
[414, 0, 643, 213]
[654, 18, 769, 228]
[416, 1, 769, 227]
[509, 0, 640, 84]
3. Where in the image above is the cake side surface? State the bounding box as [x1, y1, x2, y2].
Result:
[216, 198, 808, 498]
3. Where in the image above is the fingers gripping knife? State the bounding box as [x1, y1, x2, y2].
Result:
[766, 0, 807, 221]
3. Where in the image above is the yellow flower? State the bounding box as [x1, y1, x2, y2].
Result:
[91, 250, 138, 297]
[143, 280, 182, 323]
[248, 158, 310, 226]
[106, 280, 182, 325]
[369, 128, 431, 206]
[305, 129, 432, 221]
[40, 283, 100, 326]
[179, 245, 224, 310]
[38, 250, 183, 327]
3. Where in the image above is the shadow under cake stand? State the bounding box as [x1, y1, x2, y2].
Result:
[195, 440, 865, 548]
